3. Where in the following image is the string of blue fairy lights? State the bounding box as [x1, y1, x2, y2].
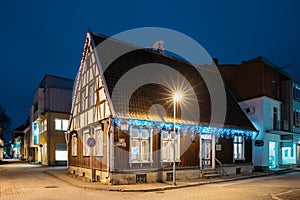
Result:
[114, 118, 257, 139]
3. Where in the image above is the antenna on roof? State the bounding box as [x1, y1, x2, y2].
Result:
[151, 40, 164, 53]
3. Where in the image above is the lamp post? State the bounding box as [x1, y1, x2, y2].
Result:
[173, 92, 182, 186]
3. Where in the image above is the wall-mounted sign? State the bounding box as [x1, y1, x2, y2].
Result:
[255, 140, 264, 146]
[216, 144, 222, 151]
[87, 137, 96, 148]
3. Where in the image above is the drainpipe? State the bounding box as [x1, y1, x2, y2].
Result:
[106, 116, 113, 183]
[199, 131, 202, 170]
[46, 86, 51, 166]
[64, 131, 69, 169]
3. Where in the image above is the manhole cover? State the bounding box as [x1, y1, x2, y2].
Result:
[45, 185, 59, 188]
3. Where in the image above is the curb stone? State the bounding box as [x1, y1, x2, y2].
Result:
[44, 168, 299, 192]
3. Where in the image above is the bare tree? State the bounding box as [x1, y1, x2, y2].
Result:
[0, 105, 11, 141]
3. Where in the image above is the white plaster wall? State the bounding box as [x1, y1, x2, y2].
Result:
[239, 96, 281, 168]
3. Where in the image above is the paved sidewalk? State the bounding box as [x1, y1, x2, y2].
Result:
[44, 167, 299, 192]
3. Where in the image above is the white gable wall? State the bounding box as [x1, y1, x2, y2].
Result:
[70, 34, 111, 130]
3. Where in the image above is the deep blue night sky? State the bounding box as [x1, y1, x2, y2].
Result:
[0, 0, 299, 137]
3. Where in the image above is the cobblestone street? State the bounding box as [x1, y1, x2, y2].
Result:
[1, 161, 300, 200]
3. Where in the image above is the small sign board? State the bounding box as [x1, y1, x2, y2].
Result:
[254, 140, 264, 146]
[216, 144, 222, 151]
[87, 137, 96, 148]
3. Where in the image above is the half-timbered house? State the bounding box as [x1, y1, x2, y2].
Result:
[67, 30, 257, 185]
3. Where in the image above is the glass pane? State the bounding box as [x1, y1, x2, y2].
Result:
[62, 120, 68, 131]
[55, 150, 67, 161]
[162, 131, 169, 139]
[83, 131, 90, 156]
[141, 129, 149, 138]
[55, 119, 61, 130]
[238, 144, 243, 159]
[162, 141, 169, 161]
[234, 136, 237, 143]
[141, 140, 149, 161]
[131, 140, 139, 161]
[170, 142, 175, 162]
[131, 128, 139, 138]
[170, 131, 176, 139]
[72, 136, 77, 156]
[238, 136, 243, 143]
[234, 144, 237, 159]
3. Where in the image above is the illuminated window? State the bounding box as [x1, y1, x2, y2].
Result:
[161, 130, 180, 162]
[130, 127, 152, 163]
[282, 144, 296, 164]
[55, 118, 69, 131]
[33, 122, 40, 145]
[94, 127, 103, 157]
[82, 129, 90, 156]
[41, 119, 47, 132]
[233, 135, 245, 160]
[71, 134, 77, 156]
[55, 143, 67, 161]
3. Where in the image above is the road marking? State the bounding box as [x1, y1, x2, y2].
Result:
[271, 190, 295, 200]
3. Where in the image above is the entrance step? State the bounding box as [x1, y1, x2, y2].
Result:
[200, 168, 219, 179]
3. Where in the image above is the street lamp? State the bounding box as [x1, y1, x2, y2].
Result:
[173, 92, 182, 186]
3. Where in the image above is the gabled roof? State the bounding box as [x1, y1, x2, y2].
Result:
[39, 74, 74, 89]
[89, 31, 256, 131]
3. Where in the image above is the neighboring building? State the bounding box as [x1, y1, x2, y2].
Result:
[0, 126, 4, 160]
[11, 118, 30, 160]
[219, 56, 300, 170]
[12, 124, 26, 159]
[67, 30, 257, 185]
[23, 126, 30, 161]
[30, 75, 74, 166]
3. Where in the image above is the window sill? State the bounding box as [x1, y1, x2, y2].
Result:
[129, 161, 153, 164]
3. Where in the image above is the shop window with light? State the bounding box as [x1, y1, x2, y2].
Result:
[55, 143, 67, 161]
[233, 135, 245, 160]
[130, 127, 152, 163]
[94, 126, 103, 157]
[55, 118, 69, 131]
[161, 130, 180, 162]
[71, 134, 77, 156]
[82, 129, 90, 156]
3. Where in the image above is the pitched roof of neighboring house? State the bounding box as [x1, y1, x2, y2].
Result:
[12, 124, 27, 139]
[86, 31, 256, 131]
[39, 74, 74, 89]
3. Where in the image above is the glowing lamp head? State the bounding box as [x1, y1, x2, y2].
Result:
[174, 92, 182, 101]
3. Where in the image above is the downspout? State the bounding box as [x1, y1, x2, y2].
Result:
[64, 131, 69, 169]
[46, 86, 51, 166]
[199, 131, 202, 170]
[106, 116, 113, 183]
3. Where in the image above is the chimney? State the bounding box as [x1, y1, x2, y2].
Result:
[151, 40, 164, 53]
[212, 58, 219, 65]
